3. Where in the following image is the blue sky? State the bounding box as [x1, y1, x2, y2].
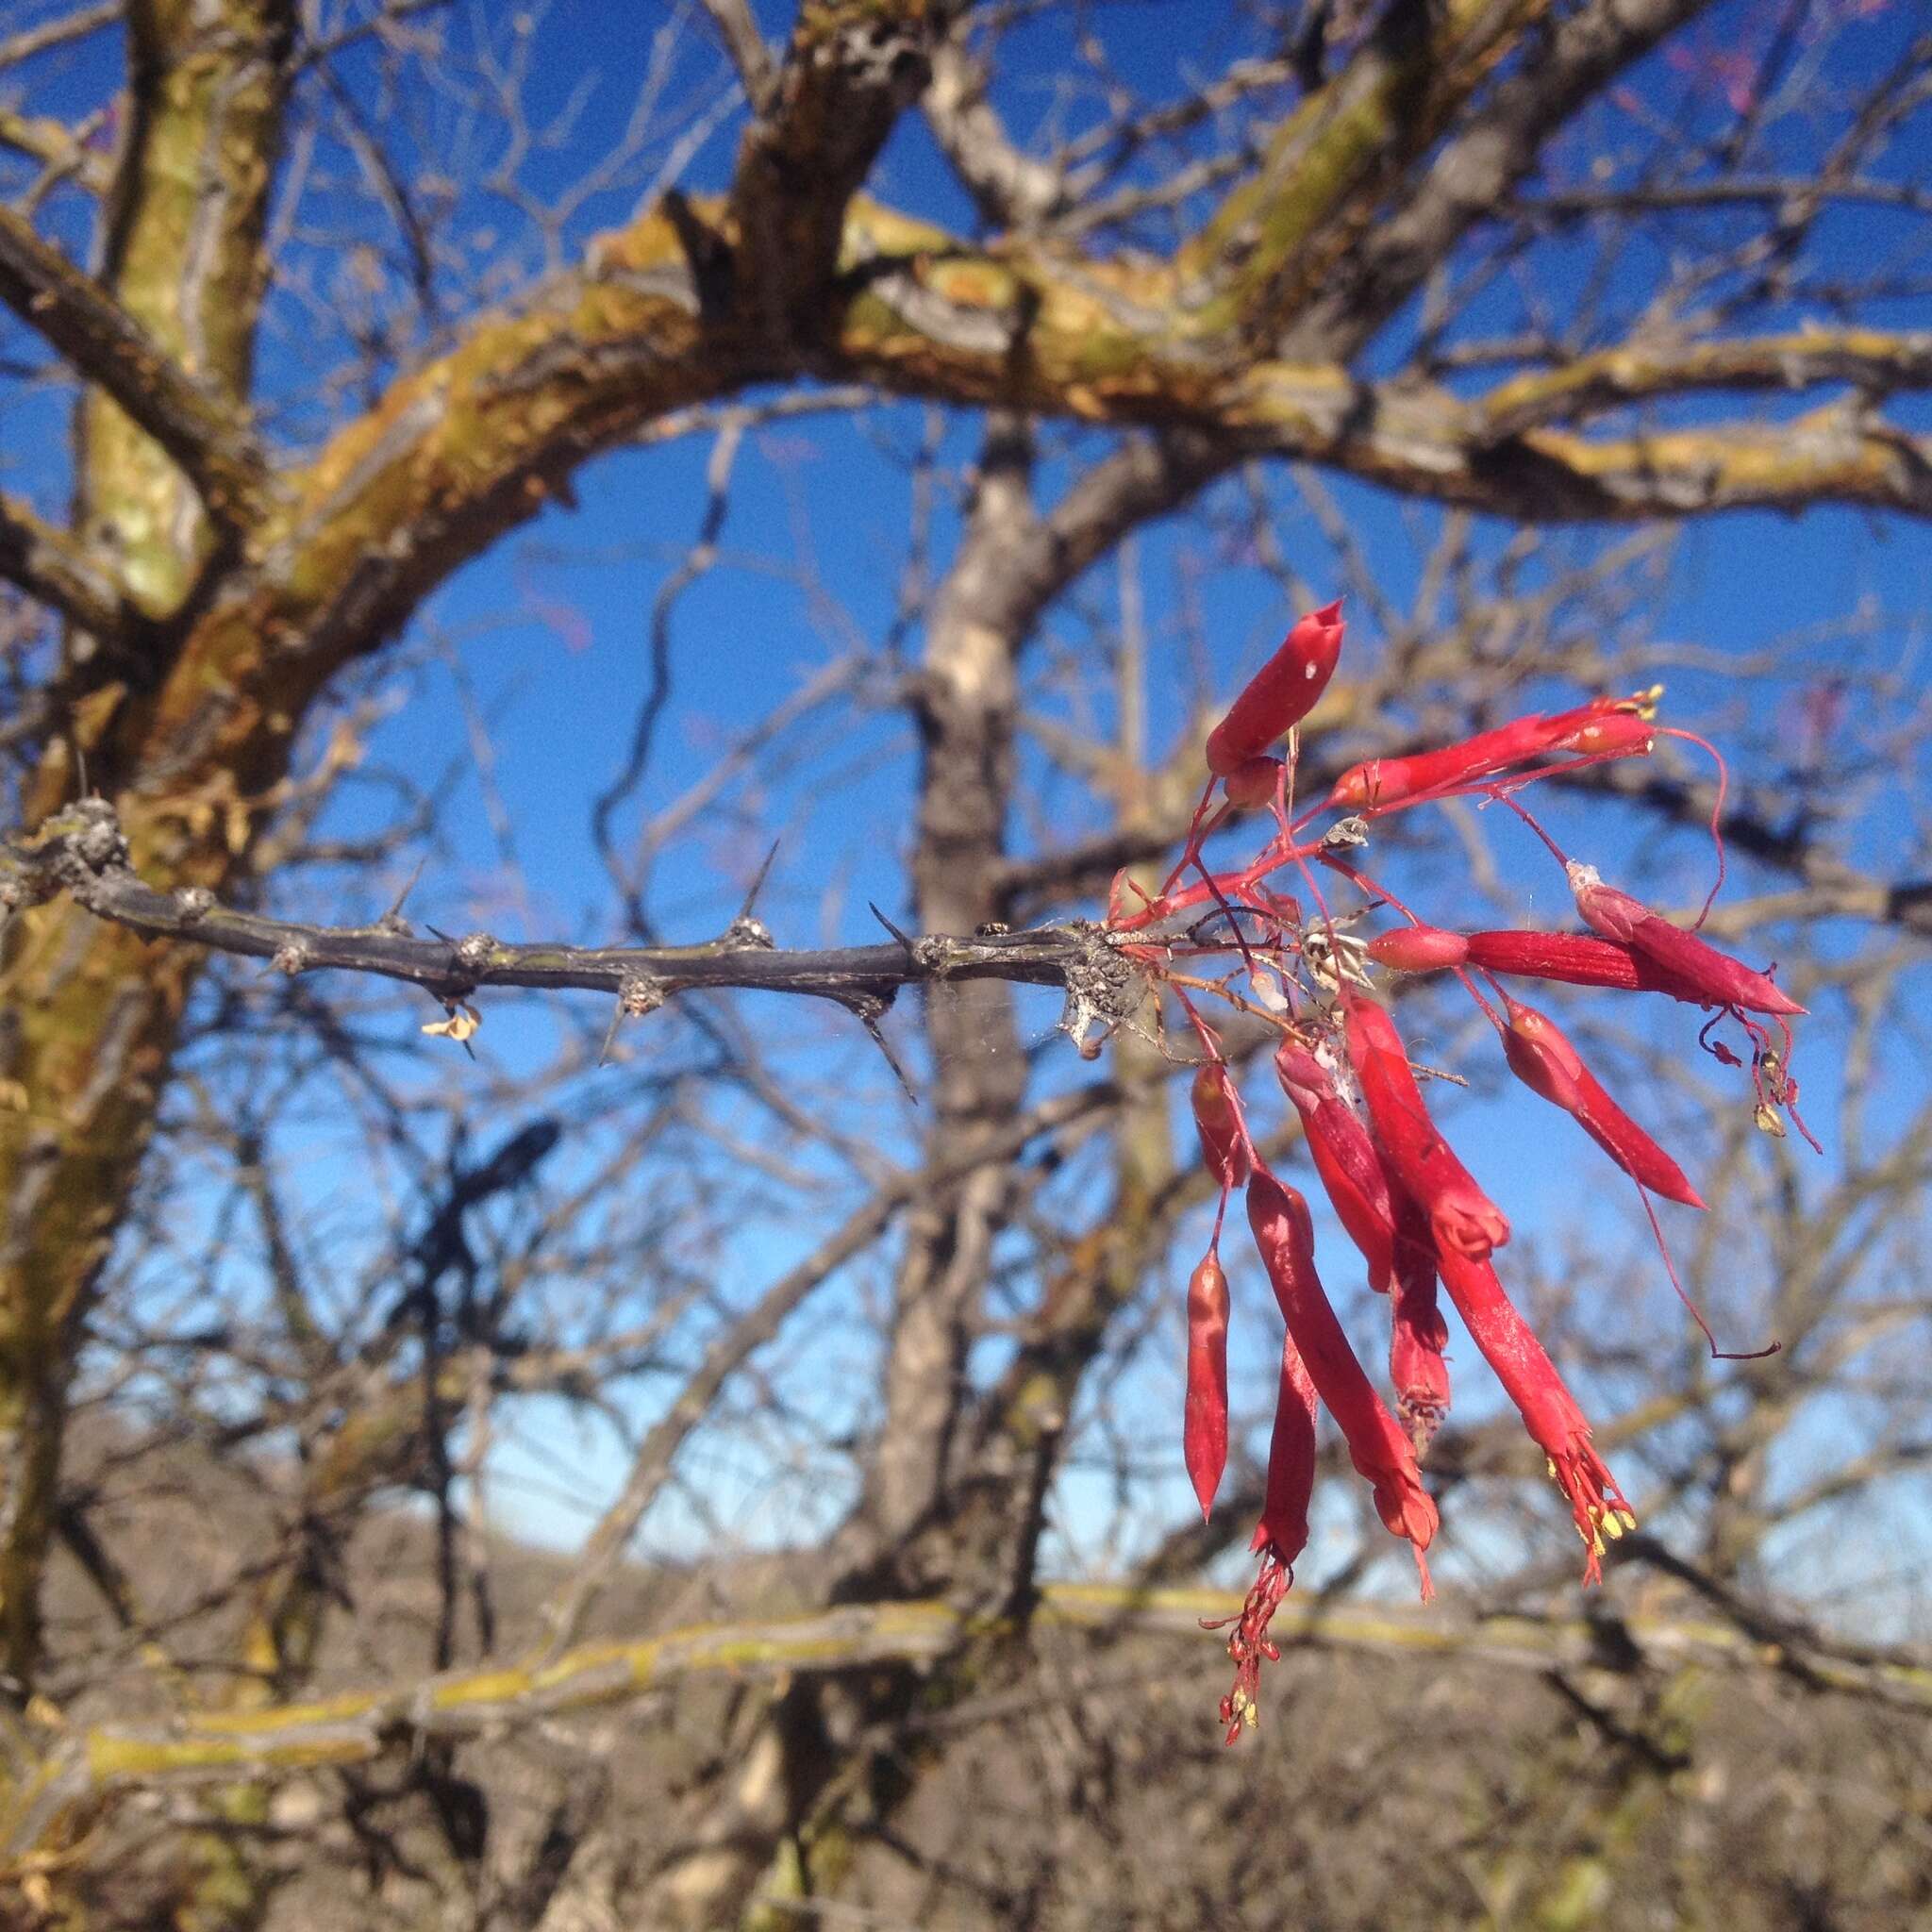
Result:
[5, 0, 1929, 1622]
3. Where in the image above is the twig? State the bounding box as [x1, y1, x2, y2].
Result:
[2, 801, 1119, 1017]
[0, 491, 129, 640]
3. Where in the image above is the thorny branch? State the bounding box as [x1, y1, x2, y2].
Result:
[1, 800, 1143, 1029]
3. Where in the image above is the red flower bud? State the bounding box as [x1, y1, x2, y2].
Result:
[1330, 731, 1536, 812]
[1341, 994, 1510, 1262]
[1365, 925, 1470, 974]
[1244, 1171, 1438, 1579]
[1499, 997, 1705, 1208]
[1191, 1064, 1250, 1191]
[1568, 863, 1805, 1017]
[1183, 1255, 1231, 1522]
[1204, 601, 1345, 776]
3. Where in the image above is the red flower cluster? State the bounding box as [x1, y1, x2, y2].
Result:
[1107, 602, 1812, 1740]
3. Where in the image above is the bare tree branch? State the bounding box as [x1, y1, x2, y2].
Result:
[1477, 329, 1932, 441]
[0, 208, 271, 529]
[0, 0, 121, 74]
[924, 35, 1065, 227]
[539, 1082, 1115, 1653]
[699, 0, 774, 108]
[8, 1581, 1924, 1865]
[0, 491, 129, 641]
[1284, 0, 1717, 358]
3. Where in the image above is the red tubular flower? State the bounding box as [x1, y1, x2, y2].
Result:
[1467, 927, 1700, 998]
[1208, 1331, 1317, 1741]
[1327, 691, 1657, 810]
[1435, 1248, 1636, 1582]
[1365, 925, 1470, 974]
[1183, 1254, 1231, 1522]
[1274, 1042, 1396, 1292]
[1244, 1170, 1438, 1582]
[1191, 1064, 1250, 1191]
[1341, 993, 1510, 1262]
[1389, 1201, 1450, 1457]
[1569, 862, 1805, 1017]
[1498, 997, 1705, 1208]
[1204, 600, 1345, 776]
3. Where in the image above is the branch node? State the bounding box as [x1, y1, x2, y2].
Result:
[722, 913, 774, 952]
[620, 974, 666, 1018]
[1059, 932, 1146, 1060]
[44, 797, 128, 877]
[661, 189, 735, 319]
[600, 974, 667, 1065]
[454, 931, 498, 972]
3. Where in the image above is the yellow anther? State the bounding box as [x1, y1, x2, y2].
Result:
[1243, 1704, 1258, 1728]
[1601, 1511, 1626, 1542]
